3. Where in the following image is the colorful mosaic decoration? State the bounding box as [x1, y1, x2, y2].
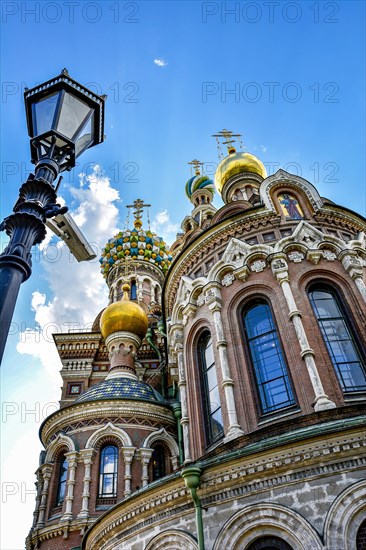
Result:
[75, 378, 166, 404]
[185, 175, 215, 199]
[100, 226, 173, 278]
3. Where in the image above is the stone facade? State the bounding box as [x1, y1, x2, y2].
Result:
[27, 154, 366, 550]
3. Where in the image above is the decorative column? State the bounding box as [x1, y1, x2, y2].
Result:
[36, 463, 53, 528]
[205, 282, 244, 440]
[77, 449, 95, 519]
[271, 256, 336, 411]
[32, 470, 43, 528]
[340, 251, 366, 304]
[172, 324, 193, 464]
[122, 447, 136, 496]
[139, 448, 153, 487]
[61, 451, 78, 521]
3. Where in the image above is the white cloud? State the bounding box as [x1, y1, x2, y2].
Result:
[151, 210, 178, 243]
[16, 164, 121, 375]
[260, 145, 267, 153]
[154, 58, 167, 67]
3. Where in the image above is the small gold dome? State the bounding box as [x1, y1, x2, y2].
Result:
[214, 151, 267, 195]
[100, 283, 148, 339]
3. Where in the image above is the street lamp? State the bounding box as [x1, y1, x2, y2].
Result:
[0, 69, 106, 363]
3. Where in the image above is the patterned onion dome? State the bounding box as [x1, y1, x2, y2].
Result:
[214, 151, 267, 195]
[185, 175, 215, 199]
[100, 283, 148, 339]
[100, 223, 173, 278]
[75, 378, 166, 404]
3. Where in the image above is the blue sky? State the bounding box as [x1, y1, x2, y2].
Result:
[1, 1, 365, 548]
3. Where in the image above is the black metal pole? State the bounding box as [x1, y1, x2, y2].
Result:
[0, 161, 59, 364]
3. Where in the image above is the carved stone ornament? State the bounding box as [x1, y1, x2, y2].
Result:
[250, 260, 266, 273]
[288, 251, 304, 263]
[222, 272, 235, 286]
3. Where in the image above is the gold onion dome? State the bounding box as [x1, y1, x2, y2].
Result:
[214, 150, 267, 195]
[100, 283, 148, 340]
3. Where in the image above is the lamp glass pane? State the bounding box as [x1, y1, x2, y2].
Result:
[75, 113, 94, 156]
[57, 92, 91, 140]
[33, 92, 60, 136]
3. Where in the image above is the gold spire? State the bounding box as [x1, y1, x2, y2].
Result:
[188, 159, 203, 176]
[126, 198, 151, 229]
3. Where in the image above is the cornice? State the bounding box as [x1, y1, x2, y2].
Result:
[41, 401, 176, 446]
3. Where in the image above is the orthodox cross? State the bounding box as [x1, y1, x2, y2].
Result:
[212, 129, 245, 158]
[188, 159, 203, 176]
[126, 198, 151, 224]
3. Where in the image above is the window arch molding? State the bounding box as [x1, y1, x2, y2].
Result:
[307, 281, 366, 394]
[212, 503, 323, 550]
[240, 296, 296, 416]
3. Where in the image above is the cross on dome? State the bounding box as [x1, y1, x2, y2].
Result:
[212, 129, 245, 158]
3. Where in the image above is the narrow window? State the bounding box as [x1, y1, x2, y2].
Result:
[130, 280, 137, 300]
[198, 333, 224, 445]
[152, 445, 166, 481]
[56, 455, 68, 506]
[99, 446, 118, 498]
[309, 287, 366, 392]
[244, 302, 295, 414]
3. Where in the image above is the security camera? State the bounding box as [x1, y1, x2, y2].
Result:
[45, 212, 96, 262]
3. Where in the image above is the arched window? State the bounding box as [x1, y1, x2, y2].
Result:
[152, 444, 166, 481]
[198, 332, 224, 445]
[308, 286, 366, 392]
[130, 280, 137, 300]
[243, 302, 295, 415]
[247, 535, 294, 550]
[56, 455, 68, 506]
[98, 445, 118, 498]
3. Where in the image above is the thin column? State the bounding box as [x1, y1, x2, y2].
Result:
[32, 470, 43, 528]
[36, 463, 53, 528]
[61, 451, 78, 521]
[140, 449, 153, 487]
[77, 449, 95, 519]
[271, 256, 336, 411]
[206, 283, 244, 440]
[173, 324, 193, 464]
[122, 447, 135, 496]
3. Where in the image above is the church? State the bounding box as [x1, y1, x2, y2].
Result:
[26, 131, 366, 550]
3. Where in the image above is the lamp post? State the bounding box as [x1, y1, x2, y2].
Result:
[0, 69, 106, 363]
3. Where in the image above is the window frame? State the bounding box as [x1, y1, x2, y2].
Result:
[98, 444, 118, 499]
[56, 454, 68, 507]
[242, 299, 296, 417]
[197, 331, 224, 446]
[308, 283, 366, 394]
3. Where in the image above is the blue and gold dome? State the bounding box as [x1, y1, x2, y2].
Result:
[185, 175, 215, 199]
[100, 220, 172, 278]
[75, 378, 166, 404]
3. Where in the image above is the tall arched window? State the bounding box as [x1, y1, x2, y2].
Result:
[98, 445, 118, 498]
[198, 332, 224, 445]
[243, 302, 295, 415]
[56, 455, 68, 506]
[152, 444, 166, 481]
[308, 286, 366, 392]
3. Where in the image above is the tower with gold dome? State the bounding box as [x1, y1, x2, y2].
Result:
[27, 132, 366, 550]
